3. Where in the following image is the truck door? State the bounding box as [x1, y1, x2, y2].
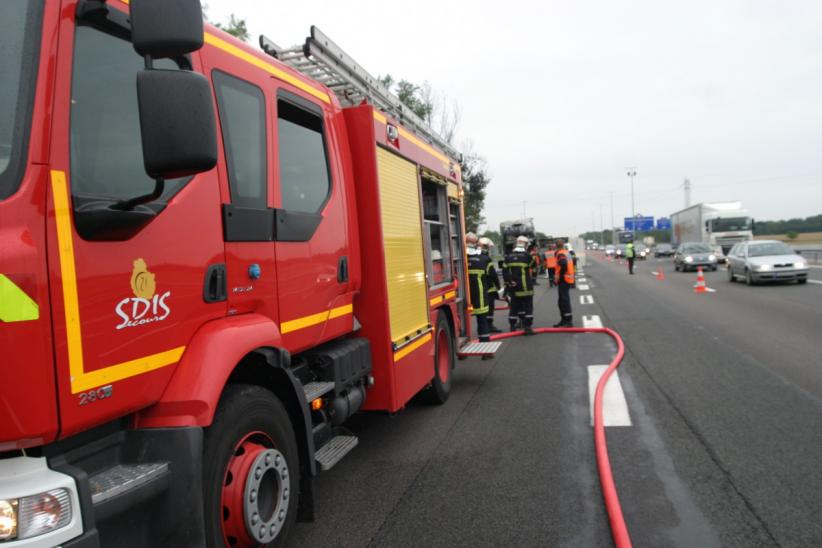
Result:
[271, 86, 353, 353]
[46, 7, 225, 437]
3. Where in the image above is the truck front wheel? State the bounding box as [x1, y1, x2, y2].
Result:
[203, 384, 299, 547]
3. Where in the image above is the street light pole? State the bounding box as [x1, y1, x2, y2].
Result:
[626, 167, 637, 231]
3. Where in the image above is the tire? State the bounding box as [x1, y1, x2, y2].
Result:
[798, 279, 807, 285]
[204, 384, 299, 548]
[727, 266, 735, 282]
[424, 311, 455, 404]
[745, 269, 754, 286]
[711, 266, 717, 272]
[674, 263, 680, 272]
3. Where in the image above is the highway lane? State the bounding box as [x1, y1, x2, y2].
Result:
[286, 255, 821, 547]
[586, 253, 822, 546]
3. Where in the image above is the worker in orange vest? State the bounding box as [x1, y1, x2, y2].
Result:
[544, 248, 558, 288]
[553, 239, 576, 327]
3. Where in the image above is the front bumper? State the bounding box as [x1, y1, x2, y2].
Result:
[0, 457, 84, 547]
[751, 270, 808, 282]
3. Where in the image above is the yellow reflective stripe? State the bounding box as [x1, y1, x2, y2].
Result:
[72, 347, 186, 393]
[0, 274, 39, 322]
[281, 304, 353, 334]
[52, 171, 85, 385]
[371, 111, 451, 167]
[204, 33, 330, 104]
[445, 290, 456, 300]
[52, 171, 184, 393]
[430, 296, 444, 307]
[394, 332, 432, 362]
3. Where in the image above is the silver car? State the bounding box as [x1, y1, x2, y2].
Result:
[726, 240, 809, 285]
[674, 242, 718, 272]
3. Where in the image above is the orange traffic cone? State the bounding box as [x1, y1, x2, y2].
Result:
[656, 268, 665, 280]
[694, 267, 707, 293]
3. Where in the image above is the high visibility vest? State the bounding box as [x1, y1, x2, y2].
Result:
[554, 249, 575, 285]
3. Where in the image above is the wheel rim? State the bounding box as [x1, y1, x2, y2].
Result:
[221, 431, 290, 547]
[436, 327, 451, 384]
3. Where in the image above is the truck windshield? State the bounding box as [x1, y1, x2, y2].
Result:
[0, 0, 41, 200]
[710, 217, 750, 232]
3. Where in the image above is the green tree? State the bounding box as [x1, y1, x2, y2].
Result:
[462, 153, 489, 233]
[786, 231, 799, 240]
[215, 13, 249, 41]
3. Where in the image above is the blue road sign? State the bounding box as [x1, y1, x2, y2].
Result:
[656, 217, 672, 230]
[624, 216, 654, 231]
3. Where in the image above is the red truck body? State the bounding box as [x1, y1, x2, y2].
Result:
[0, 1, 473, 545]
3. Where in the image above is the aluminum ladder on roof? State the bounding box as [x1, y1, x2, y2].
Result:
[264, 26, 461, 162]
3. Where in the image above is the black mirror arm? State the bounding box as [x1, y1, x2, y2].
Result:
[113, 178, 165, 211]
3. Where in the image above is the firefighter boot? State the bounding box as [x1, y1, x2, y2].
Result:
[489, 323, 503, 334]
[523, 317, 535, 336]
[509, 319, 519, 332]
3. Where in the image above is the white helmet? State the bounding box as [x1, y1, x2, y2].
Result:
[516, 235, 530, 246]
[479, 237, 494, 248]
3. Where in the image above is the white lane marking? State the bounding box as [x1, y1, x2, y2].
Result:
[807, 279, 822, 285]
[588, 365, 632, 427]
[651, 271, 659, 276]
[578, 284, 590, 290]
[582, 315, 603, 328]
[578, 277, 587, 282]
[580, 294, 594, 304]
[807, 265, 822, 269]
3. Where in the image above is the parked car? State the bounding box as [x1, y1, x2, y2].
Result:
[654, 243, 674, 257]
[605, 245, 616, 257]
[710, 244, 727, 264]
[674, 242, 718, 271]
[726, 240, 809, 285]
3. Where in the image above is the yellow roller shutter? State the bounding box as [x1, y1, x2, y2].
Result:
[376, 147, 430, 345]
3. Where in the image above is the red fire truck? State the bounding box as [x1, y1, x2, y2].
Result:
[0, 1, 500, 546]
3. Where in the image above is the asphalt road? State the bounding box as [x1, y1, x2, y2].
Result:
[288, 256, 822, 547]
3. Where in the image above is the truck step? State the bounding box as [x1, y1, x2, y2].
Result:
[303, 381, 335, 402]
[315, 435, 358, 472]
[89, 463, 169, 508]
[457, 341, 503, 357]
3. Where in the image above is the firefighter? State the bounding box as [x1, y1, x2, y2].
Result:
[466, 233, 493, 345]
[503, 235, 536, 335]
[553, 238, 575, 327]
[479, 237, 503, 333]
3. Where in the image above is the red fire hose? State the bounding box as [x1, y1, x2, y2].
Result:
[489, 327, 633, 548]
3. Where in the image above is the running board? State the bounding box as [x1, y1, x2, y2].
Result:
[457, 341, 503, 357]
[89, 463, 170, 520]
[303, 381, 335, 402]
[315, 435, 358, 472]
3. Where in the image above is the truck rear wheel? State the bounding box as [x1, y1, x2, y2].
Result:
[425, 311, 455, 404]
[203, 384, 299, 547]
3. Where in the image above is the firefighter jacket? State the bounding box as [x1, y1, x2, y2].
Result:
[503, 249, 536, 297]
[482, 250, 502, 295]
[555, 249, 576, 285]
[468, 249, 494, 315]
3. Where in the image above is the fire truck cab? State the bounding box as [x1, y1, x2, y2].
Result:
[0, 1, 501, 546]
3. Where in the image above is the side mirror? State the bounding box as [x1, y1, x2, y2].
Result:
[131, 0, 204, 59]
[130, 0, 217, 186]
[137, 70, 217, 178]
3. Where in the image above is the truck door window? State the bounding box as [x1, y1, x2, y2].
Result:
[70, 24, 185, 216]
[213, 71, 267, 209]
[277, 98, 330, 213]
[422, 180, 452, 286]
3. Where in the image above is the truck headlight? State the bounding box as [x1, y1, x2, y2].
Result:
[685, 256, 693, 263]
[0, 490, 72, 541]
[756, 264, 772, 271]
[708, 254, 716, 261]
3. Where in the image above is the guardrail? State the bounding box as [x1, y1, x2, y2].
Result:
[797, 249, 822, 264]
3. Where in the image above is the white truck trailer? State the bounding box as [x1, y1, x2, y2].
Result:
[670, 202, 753, 253]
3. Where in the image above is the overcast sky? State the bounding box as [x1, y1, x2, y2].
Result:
[208, 0, 822, 236]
